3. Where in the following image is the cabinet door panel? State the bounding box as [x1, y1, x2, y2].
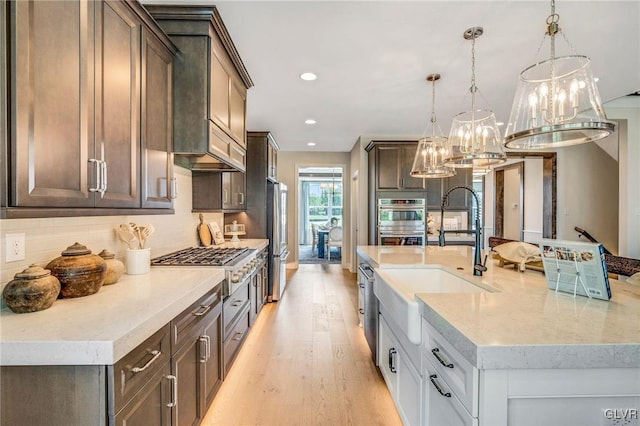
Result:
[172, 337, 201, 426]
[378, 315, 398, 396]
[229, 80, 246, 146]
[141, 28, 173, 208]
[377, 146, 400, 190]
[444, 169, 472, 208]
[96, 0, 140, 208]
[210, 52, 230, 129]
[13, 0, 95, 207]
[201, 303, 223, 412]
[114, 363, 172, 426]
[426, 179, 443, 209]
[401, 145, 425, 189]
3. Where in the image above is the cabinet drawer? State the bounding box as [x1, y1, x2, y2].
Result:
[223, 283, 249, 338]
[223, 305, 249, 375]
[172, 286, 222, 352]
[111, 324, 171, 411]
[423, 320, 478, 417]
[423, 356, 477, 426]
[229, 142, 246, 171]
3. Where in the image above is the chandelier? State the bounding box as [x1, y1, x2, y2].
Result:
[411, 73, 455, 178]
[445, 27, 506, 169]
[504, 0, 614, 149]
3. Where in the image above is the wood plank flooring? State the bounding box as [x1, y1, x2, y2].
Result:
[202, 264, 402, 426]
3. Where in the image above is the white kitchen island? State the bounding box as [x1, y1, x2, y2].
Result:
[357, 245, 640, 426]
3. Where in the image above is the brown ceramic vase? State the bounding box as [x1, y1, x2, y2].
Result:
[46, 242, 107, 298]
[2, 265, 61, 313]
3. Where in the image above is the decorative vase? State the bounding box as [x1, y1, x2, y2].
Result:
[45, 242, 107, 298]
[98, 249, 125, 285]
[126, 248, 151, 275]
[2, 265, 61, 313]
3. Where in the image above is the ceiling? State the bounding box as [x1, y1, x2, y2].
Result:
[143, 1, 640, 152]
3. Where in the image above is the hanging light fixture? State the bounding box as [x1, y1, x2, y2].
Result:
[411, 74, 455, 178]
[445, 27, 506, 169]
[504, 0, 614, 149]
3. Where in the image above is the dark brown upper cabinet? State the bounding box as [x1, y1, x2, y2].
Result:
[368, 142, 426, 191]
[146, 6, 253, 173]
[1, 0, 177, 218]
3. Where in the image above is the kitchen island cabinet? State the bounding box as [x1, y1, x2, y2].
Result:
[1, 0, 177, 218]
[357, 245, 640, 426]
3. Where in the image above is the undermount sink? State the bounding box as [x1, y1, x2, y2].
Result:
[374, 268, 488, 345]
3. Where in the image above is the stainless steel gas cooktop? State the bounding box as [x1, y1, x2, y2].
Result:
[150, 247, 251, 267]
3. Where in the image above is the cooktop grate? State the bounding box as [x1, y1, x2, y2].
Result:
[150, 247, 250, 266]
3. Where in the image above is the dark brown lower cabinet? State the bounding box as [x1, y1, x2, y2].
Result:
[0, 285, 223, 426]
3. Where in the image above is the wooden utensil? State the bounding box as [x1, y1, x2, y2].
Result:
[198, 214, 212, 247]
[116, 224, 137, 249]
[139, 224, 155, 249]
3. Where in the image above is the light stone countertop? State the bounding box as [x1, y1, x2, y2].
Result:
[0, 239, 271, 367]
[357, 245, 640, 369]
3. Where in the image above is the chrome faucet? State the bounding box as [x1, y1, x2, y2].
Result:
[438, 185, 486, 276]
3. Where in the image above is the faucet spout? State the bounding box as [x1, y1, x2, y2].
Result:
[439, 185, 484, 276]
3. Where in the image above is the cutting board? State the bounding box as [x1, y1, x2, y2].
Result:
[198, 213, 212, 246]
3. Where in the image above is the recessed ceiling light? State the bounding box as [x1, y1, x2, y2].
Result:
[496, 121, 505, 126]
[300, 72, 317, 81]
[307, 142, 316, 147]
[305, 119, 317, 125]
[594, 77, 600, 82]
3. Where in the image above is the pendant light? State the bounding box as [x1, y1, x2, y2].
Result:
[411, 74, 455, 178]
[504, 0, 614, 149]
[445, 27, 506, 169]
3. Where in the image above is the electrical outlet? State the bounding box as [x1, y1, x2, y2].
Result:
[5, 233, 26, 262]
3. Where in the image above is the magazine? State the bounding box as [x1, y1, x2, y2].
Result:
[538, 239, 611, 301]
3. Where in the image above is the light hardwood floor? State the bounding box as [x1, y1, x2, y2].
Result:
[202, 264, 402, 426]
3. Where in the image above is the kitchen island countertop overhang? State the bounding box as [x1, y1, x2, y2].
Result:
[357, 245, 640, 369]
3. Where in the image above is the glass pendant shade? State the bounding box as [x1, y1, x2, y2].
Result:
[411, 73, 455, 178]
[444, 27, 506, 169]
[505, 55, 614, 149]
[504, 2, 614, 149]
[411, 135, 455, 178]
[446, 109, 505, 168]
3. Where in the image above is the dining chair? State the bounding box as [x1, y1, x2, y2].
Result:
[327, 226, 343, 261]
[311, 223, 318, 255]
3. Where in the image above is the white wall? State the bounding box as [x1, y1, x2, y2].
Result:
[606, 96, 640, 258]
[0, 166, 224, 288]
[276, 151, 351, 269]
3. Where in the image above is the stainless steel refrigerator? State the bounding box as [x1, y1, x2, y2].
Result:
[267, 182, 289, 301]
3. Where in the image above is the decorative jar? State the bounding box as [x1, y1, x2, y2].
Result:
[46, 242, 106, 298]
[98, 249, 125, 285]
[2, 265, 61, 313]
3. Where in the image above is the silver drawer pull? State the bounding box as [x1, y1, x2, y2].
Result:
[431, 347, 454, 368]
[429, 374, 451, 398]
[166, 374, 177, 407]
[232, 331, 244, 341]
[231, 299, 243, 307]
[131, 350, 162, 373]
[193, 304, 212, 317]
[199, 336, 208, 363]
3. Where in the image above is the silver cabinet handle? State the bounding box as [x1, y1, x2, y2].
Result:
[231, 299, 243, 307]
[429, 374, 451, 398]
[100, 160, 107, 197]
[166, 375, 177, 407]
[88, 158, 101, 193]
[389, 348, 397, 373]
[223, 189, 229, 204]
[192, 304, 212, 317]
[131, 350, 162, 373]
[205, 335, 211, 361]
[238, 192, 244, 205]
[431, 348, 454, 368]
[199, 336, 207, 363]
[170, 177, 178, 199]
[232, 331, 244, 341]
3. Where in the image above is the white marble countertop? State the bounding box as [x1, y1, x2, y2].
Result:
[357, 245, 640, 369]
[0, 269, 228, 366]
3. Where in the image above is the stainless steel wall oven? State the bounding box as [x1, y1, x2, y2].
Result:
[377, 198, 426, 246]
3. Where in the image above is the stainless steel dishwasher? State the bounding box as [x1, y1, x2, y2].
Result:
[358, 262, 378, 364]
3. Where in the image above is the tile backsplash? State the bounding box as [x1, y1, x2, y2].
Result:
[0, 166, 223, 290]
